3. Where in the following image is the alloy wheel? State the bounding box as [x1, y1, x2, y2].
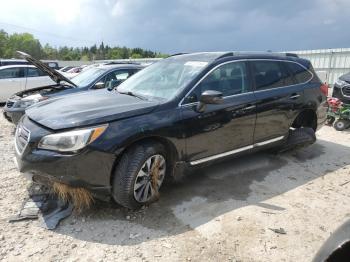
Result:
[133, 154, 166, 203]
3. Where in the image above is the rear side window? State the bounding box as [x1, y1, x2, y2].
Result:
[252, 61, 293, 90]
[286, 62, 313, 84]
[27, 68, 47, 77]
[0, 68, 23, 79]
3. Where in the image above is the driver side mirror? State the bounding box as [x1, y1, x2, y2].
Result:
[196, 90, 223, 112]
[93, 81, 105, 89]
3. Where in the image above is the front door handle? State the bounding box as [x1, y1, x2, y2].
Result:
[290, 94, 300, 99]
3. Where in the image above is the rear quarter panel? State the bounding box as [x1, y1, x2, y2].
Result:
[302, 83, 327, 130]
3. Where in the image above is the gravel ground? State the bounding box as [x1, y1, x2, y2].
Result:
[0, 110, 349, 262]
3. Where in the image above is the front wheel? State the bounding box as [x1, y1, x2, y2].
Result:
[112, 142, 167, 209]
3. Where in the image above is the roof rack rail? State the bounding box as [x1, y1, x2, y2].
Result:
[215, 52, 234, 60]
[284, 53, 299, 58]
[103, 61, 140, 65]
[169, 53, 188, 57]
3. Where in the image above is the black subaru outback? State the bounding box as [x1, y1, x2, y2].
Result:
[15, 52, 327, 209]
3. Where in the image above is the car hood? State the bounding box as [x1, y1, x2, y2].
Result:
[16, 51, 77, 87]
[26, 89, 159, 130]
[339, 72, 350, 83]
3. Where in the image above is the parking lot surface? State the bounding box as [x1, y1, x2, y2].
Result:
[0, 111, 349, 261]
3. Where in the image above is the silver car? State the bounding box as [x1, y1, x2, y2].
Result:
[0, 65, 55, 102]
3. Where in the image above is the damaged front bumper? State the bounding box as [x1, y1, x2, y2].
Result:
[4, 108, 25, 125]
[14, 117, 116, 201]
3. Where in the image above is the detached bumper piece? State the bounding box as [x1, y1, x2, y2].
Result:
[278, 127, 316, 153]
[8, 183, 73, 230]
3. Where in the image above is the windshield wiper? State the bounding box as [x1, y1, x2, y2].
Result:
[116, 89, 148, 100]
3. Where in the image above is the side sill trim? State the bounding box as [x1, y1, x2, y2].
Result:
[189, 136, 284, 166]
[254, 136, 285, 146]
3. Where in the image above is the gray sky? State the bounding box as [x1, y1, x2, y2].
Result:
[1, 0, 349, 53]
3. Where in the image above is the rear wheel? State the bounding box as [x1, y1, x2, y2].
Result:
[112, 142, 167, 209]
[334, 120, 350, 131]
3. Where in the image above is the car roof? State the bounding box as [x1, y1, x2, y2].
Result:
[97, 64, 145, 70]
[170, 51, 301, 63]
[0, 64, 36, 70]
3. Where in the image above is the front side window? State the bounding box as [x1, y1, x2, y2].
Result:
[252, 61, 293, 90]
[117, 59, 208, 100]
[184, 61, 249, 104]
[71, 67, 107, 87]
[104, 70, 132, 89]
[0, 68, 23, 79]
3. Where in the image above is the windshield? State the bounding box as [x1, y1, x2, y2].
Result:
[71, 67, 106, 87]
[117, 59, 208, 100]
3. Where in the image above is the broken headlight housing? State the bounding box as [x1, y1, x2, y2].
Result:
[15, 95, 49, 108]
[38, 125, 108, 152]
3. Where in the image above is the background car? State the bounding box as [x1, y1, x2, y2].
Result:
[0, 65, 55, 103]
[3, 51, 144, 124]
[333, 73, 350, 104]
[0, 59, 59, 69]
[58, 66, 74, 72]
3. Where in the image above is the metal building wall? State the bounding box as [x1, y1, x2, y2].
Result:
[290, 48, 350, 85]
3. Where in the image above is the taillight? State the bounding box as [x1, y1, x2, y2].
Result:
[320, 84, 329, 96]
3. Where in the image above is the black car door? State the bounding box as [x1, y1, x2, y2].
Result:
[180, 61, 257, 164]
[251, 60, 305, 144]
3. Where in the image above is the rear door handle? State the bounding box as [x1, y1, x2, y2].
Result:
[290, 94, 300, 99]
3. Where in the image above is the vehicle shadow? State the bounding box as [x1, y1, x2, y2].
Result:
[56, 138, 350, 245]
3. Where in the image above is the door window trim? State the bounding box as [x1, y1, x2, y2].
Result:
[179, 59, 314, 107]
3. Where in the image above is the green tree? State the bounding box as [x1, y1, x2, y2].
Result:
[0, 30, 9, 58]
[5, 33, 42, 58]
[0, 29, 168, 60]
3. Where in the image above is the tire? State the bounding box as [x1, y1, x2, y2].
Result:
[112, 142, 168, 209]
[334, 120, 350, 131]
[279, 127, 316, 153]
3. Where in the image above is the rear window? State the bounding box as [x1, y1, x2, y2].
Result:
[252, 61, 294, 90]
[286, 62, 313, 84]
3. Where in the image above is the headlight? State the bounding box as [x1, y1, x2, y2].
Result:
[15, 95, 48, 108]
[335, 79, 348, 87]
[38, 125, 108, 152]
[16, 100, 36, 108]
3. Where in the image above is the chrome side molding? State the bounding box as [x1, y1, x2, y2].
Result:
[190, 136, 284, 165]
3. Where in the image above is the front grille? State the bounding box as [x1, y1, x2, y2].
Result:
[15, 124, 30, 154]
[342, 86, 350, 97]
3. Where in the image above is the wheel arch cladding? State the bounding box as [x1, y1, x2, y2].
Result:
[291, 109, 318, 131]
[109, 136, 180, 186]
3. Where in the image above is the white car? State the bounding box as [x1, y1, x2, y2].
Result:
[0, 65, 55, 102]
